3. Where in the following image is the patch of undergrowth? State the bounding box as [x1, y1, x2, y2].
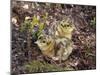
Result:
[20, 14, 48, 37]
[24, 60, 74, 73]
[19, 14, 48, 49]
[20, 17, 44, 40]
[84, 45, 95, 58]
[90, 17, 96, 29]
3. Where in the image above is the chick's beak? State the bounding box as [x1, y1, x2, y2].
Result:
[34, 41, 38, 44]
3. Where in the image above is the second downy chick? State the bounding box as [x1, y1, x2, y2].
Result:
[35, 33, 55, 59]
[55, 18, 75, 39]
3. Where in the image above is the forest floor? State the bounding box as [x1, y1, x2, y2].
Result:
[11, 0, 96, 75]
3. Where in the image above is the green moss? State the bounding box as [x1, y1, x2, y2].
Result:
[24, 60, 74, 73]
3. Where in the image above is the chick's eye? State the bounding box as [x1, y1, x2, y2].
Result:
[61, 24, 65, 28]
[42, 40, 46, 43]
[67, 24, 70, 27]
[39, 36, 43, 40]
[63, 24, 66, 27]
[61, 24, 63, 26]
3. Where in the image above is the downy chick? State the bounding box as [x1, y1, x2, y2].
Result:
[35, 34, 55, 58]
[56, 19, 75, 39]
